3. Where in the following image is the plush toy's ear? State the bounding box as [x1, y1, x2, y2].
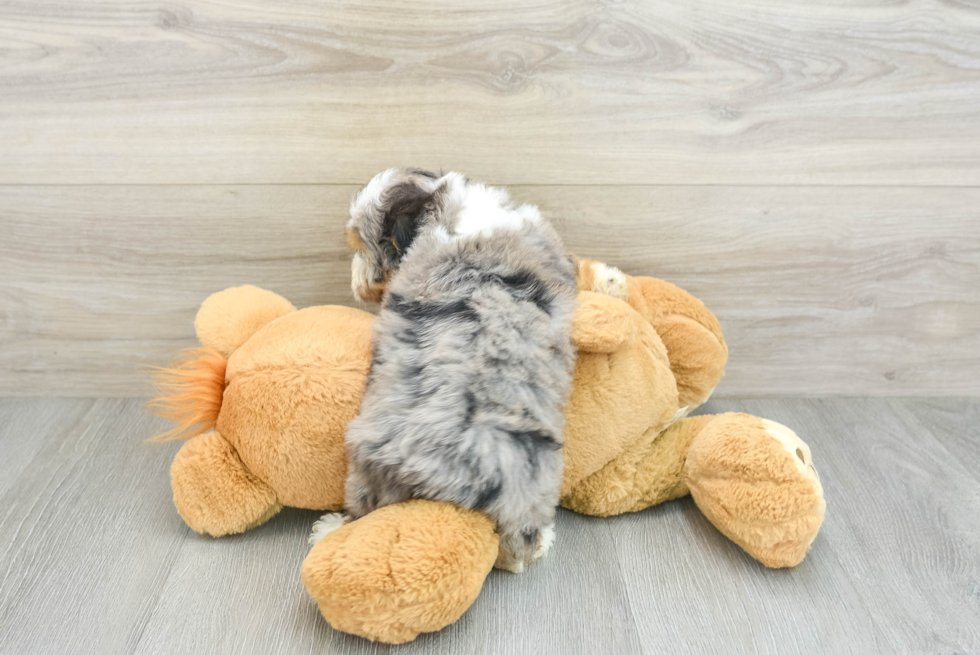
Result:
[381, 178, 437, 264]
[194, 285, 296, 357]
[571, 291, 639, 353]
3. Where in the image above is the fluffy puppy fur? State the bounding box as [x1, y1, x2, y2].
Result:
[339, 168, 578, 572]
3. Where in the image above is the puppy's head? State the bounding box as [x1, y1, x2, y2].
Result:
[345, 168, 440, 302]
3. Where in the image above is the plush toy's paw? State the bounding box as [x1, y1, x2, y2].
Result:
[685, 414, 825, 568]
[570, 291, 639, 354]
[760, 419, 823, 496]
[309, 512, 347, 547]
[576, 258, 629, 301]
[591, 263, 628, 300]
[302, 500, 498, 644]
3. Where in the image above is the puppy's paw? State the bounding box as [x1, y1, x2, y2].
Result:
[494, 548, 526, 574]
[309, 512, 347, 548]
[533, 524, 556, 561]
[503, 560, 525, 574]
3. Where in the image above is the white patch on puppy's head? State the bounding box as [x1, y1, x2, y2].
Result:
[349, 168, 396, 225]
[452, 182, 541, 238]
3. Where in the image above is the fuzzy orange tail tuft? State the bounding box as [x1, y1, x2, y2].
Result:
[146, 348, 227, 442]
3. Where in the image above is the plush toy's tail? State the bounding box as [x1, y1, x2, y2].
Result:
[146, 348, 227, 442]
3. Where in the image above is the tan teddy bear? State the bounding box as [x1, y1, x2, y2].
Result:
[150, 267, 825, 644]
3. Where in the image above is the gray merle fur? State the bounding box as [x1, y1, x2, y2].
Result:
[344, 169, 577, 570]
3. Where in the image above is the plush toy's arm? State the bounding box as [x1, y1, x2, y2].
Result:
[571, 291, 638, 354]
[302, 500, 498, 644]
[194, 285, 296, 357]
[626, 277, 728, 411]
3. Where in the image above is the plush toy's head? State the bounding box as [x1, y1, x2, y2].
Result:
[149, 286, 375, 534]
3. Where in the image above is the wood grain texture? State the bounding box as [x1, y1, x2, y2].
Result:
[1, 0, 979, 185]
[2, 184, 978, 396]
[0, 397, 93, 496]
[899, 397, 980, 484]
[1, 398, 978, 653]
[0, 399, 188, 654]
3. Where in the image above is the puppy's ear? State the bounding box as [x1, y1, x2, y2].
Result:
[381, 181, 434, 264]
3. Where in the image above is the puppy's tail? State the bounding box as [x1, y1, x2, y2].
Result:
[145, 348, 227, 442]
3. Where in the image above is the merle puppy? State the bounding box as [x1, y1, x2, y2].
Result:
[313, 168, 578, 572]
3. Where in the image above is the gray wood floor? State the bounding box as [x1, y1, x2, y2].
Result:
[0, 397, 977, 654]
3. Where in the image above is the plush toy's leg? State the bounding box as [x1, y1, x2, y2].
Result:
[302, 500, 499, 644]
[561, 415, 715, 516]
[685, 414, 825, 568]
[562, 413, 825, 568]
[170, 430, 282, 536]
[194, 285, 296, 357]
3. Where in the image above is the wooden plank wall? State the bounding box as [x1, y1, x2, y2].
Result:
[1, 0, 978, 396]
